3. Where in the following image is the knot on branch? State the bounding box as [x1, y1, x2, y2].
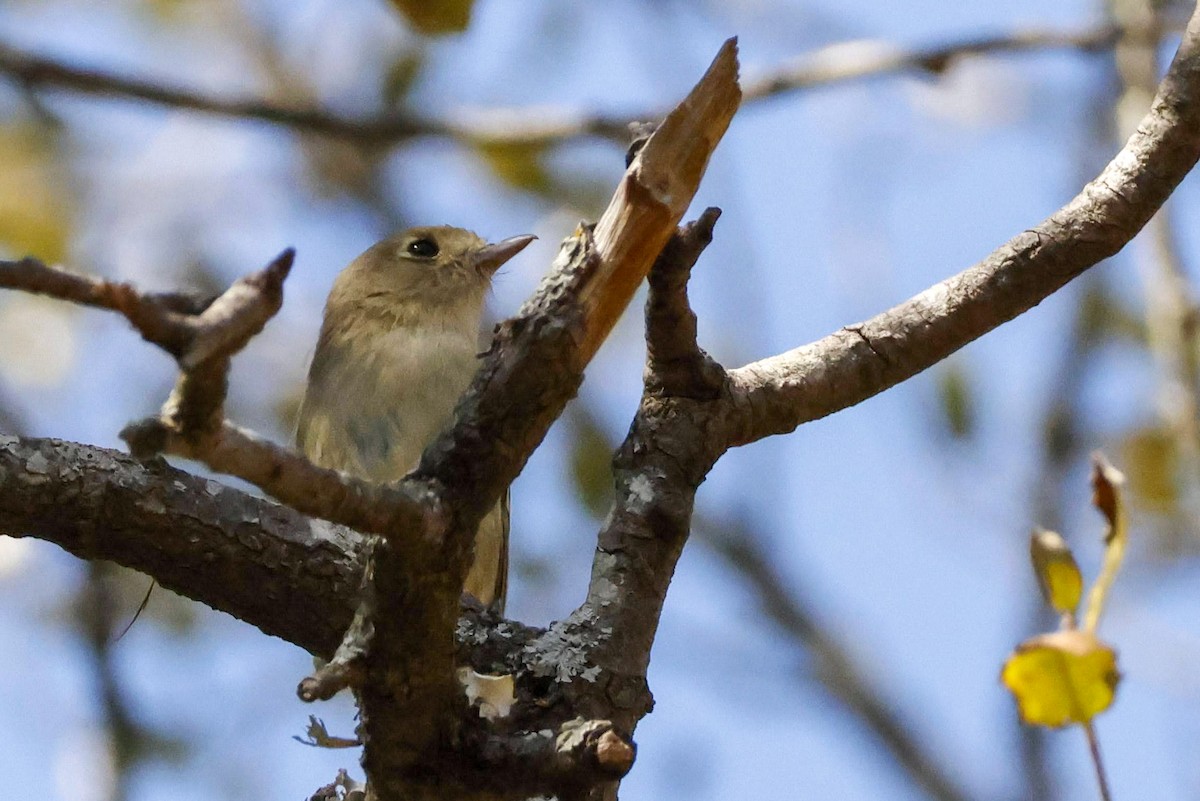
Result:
[473, 717, 635, 797]
[555, 717, 636, 778]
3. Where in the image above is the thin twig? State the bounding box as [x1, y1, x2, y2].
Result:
[0, 22, 1160, 149]
[1083, 722, 1114, 801]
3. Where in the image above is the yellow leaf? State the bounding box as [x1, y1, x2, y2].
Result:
[1001, 629, 1120, 727]
[1120, 426, 1176, 513]
[1084, 453, 1127, 634]
[0, 124, 72, 263]
[1029, 528, 1082, 616]
[388, 0, 473, 34]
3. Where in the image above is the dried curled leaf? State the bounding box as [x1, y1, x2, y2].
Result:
[1084, 453, 1128, 634]
[1030, 528, 1082, 616]
[1001, 629, 1120, 727]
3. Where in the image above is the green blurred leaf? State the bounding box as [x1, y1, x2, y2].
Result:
[1076, 284, 1144, 344]
[1119, 425, 1177, 513]
[382, 50, 425, 108]
[936, 361, 974, 439]
[388, 0, 473, 34]
[475, 140, 554, 194]
[0, 123, 72, 262]
[569, 410, 615, 518]
[135, 0, 197, 21]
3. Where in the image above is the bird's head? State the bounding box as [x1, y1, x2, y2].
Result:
[326, 225, 535, 327]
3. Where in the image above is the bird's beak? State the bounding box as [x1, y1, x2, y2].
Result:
[472, 235, 536, 275]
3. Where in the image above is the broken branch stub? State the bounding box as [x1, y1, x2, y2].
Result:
[580, 37, 741, 361]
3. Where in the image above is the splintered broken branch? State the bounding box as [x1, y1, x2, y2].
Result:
[582, 39, 740, 361]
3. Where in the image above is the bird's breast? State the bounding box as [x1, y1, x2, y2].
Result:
[297, 324, 481, 482]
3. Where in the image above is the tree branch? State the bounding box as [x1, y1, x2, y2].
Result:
[723, 3, 1200, 448]
[0, 22, 1154, 149]
[0, 435, 362, 656]
[739, 24, 1133, 101]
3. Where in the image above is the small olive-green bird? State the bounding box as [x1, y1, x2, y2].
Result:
[296, 226, 535, 613]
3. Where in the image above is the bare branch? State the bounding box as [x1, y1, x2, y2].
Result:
[0, 23, 1150, 149]
[724, 5, 1200, 448]
[0, 42, 432, 144]
[0, 41, 627, 147]
[740, 25, 1129, 101]
[123, 418, 430, 539]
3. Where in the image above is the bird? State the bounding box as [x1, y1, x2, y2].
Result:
[296, 225, 535, 613]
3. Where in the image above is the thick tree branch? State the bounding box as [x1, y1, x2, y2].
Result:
[0, 23, 1154, 150]
[724, 3, 1200, 448]
[0, 436, 361, 656]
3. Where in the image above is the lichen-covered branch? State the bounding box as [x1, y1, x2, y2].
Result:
[0, 435, 362, 656]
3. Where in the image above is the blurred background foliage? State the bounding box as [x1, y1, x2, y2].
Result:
[2, 1, 1200, 800]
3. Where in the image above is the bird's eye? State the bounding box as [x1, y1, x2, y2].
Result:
[406, 238, 439, 258]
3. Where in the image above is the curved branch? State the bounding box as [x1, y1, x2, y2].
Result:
[644, 208, 726, 399]
[724, 4, 1200, 448]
